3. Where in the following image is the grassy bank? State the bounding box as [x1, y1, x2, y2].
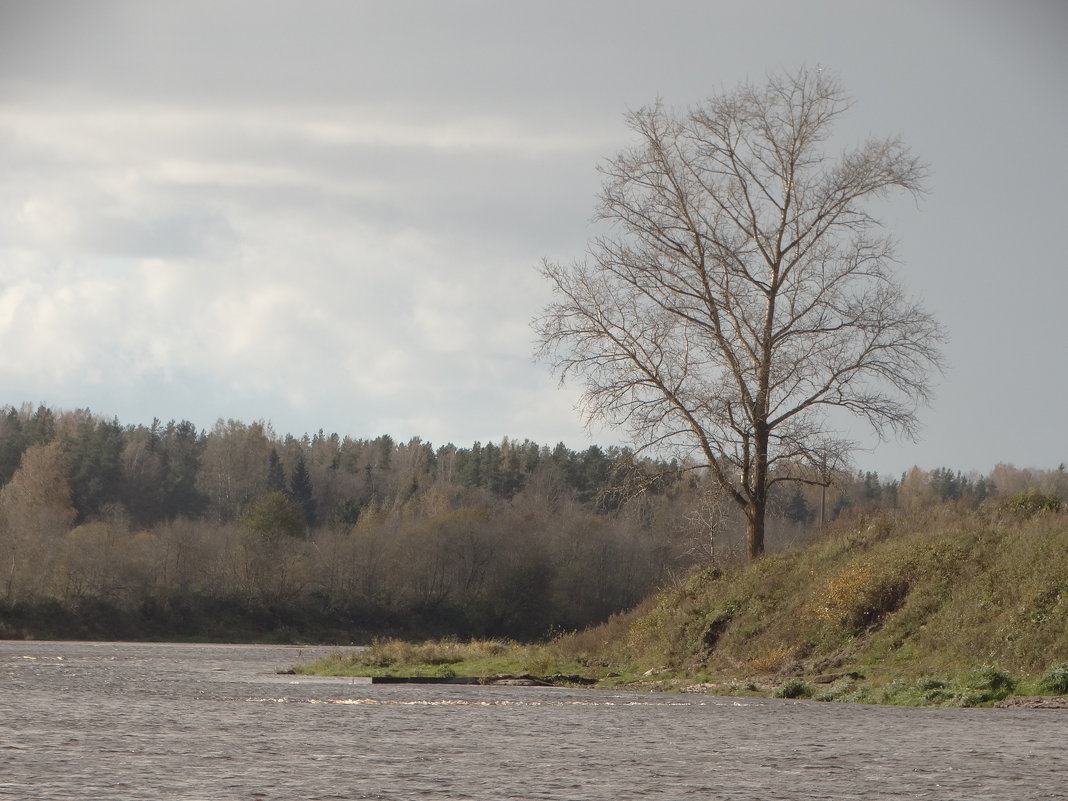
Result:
[296, 505, 1068, 706]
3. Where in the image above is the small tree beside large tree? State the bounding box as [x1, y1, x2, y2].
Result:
[535, 67, 945, 560]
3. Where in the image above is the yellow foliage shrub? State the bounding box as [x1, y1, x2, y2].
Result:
[805, 560, 906, 630]
[749, 646, 794, 673]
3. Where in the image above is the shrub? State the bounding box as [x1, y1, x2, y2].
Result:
[832, 684, 876, 704]
[960, 665, 1016, 703]
[1039, 662, 1068, 695]
[916, 676, 947, 691]
[1003, 489, 1062, 517]
[914, 677, 953, 704]
[240, 491, 307, 541]
[806, 560, 907, 631]
[773, 678, 811, 699]
[922, 688, 954, 704]
[813, 676, 862, 702]
[750, 646, 793, 673]
[952, 690, 987, 708]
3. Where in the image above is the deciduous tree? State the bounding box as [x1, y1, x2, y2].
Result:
[0, 442, 77, 600]
[536, 67, 944, 559]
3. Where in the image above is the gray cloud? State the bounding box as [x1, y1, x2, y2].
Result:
[0, 0, 1066, 474]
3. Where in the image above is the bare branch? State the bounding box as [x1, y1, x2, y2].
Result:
[533, 67, 943, 559]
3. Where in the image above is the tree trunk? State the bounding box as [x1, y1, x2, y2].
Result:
[747, 425, 769, 560]
[746, 505, 765, 560]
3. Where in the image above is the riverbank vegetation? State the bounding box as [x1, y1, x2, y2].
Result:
[296, 501, 1067, 706]
[1, 401, 1065, 703]
[0, 402, 814, 641]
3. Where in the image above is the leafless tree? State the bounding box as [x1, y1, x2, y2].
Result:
[535, 68, 945, 559]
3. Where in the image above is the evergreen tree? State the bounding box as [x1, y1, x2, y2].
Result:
[63, 413, 125, 521]
[458, 442, 483, 487]
[267, 448, 287, 493]
[289, 452, 316, 526]
[783, 486, 814, 525]
[0, 407, 27, 485]
[159, 420, 206, 519]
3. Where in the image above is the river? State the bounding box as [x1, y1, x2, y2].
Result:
[1, 641, 1064, 800]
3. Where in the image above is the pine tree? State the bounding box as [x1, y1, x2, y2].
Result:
[267, 448, 287, 493]
[289, 452, 316, 527]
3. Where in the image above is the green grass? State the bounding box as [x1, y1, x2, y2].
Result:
[619, 507, 1066, 686]
[291, 637, 592, 680]
[294, 506, 1068, 706]
[804, 666, 1015, 706]
[1037, 661, 1068, 695]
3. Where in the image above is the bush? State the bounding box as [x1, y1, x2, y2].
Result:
[1003, 489, 1062, 517]
[922, 688, 954, 704]
[915, 676, 947, 691]
[914, 677, 953, 704]
[1039, 662, 1068, 695]
[750, 646, 793, 673]
[240, 491, 306, 541]
[773, 678, 811, 699]
[806, 560, 908, 632]
[959, 665, 1016, 703]
[813, 676, 862, 702]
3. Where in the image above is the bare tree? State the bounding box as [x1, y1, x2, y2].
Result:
[535, 68, 945, 560]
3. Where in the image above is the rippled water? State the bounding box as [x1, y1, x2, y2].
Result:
[1, 641, 1065, 800]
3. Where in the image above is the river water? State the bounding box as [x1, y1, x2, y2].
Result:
[1, 641, 1064, 800]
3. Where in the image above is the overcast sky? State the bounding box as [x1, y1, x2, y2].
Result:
[1, 0, 1065, 477]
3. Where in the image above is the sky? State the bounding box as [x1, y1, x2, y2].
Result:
[0, 0, 1065, 478]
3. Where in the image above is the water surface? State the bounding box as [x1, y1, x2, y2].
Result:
[2, 641, 1064, 800]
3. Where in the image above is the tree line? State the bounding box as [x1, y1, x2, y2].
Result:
[0, 403, 1063, 641]
[0, 403, 712, 639]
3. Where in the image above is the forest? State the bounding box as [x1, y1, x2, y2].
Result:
[0, 402, 1064, 642]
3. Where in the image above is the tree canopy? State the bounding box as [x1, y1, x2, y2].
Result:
[536, 67, 945, 559]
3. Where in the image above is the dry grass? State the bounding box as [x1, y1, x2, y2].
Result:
[295, 637, 532, 677]
[749, 646, 794, 673]
[295, 507, 1068, 705]
[620, 507, 1068, 682]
